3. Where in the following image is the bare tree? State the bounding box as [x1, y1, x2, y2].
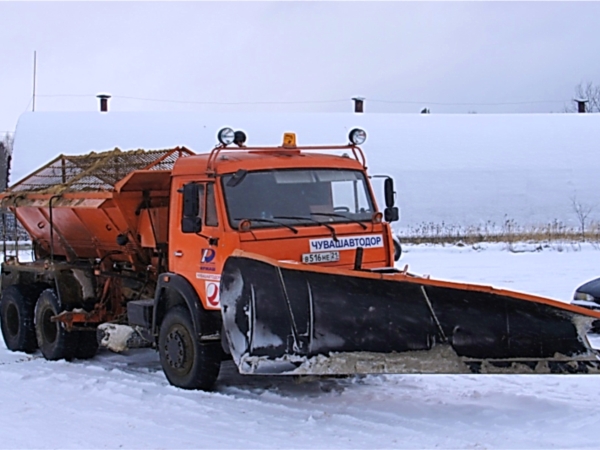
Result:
[0, 133, 13, 189]
[570, 195, 594, 240]
[565, 81, 600, 113]
[0, 133, 14, 241]
[2, 132, 13, 151]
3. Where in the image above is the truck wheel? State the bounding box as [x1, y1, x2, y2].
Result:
[0, 285, 38, 353]
[74, 331, 99, 359]
[34, 289, 77, 361]
[159, 306, 221, 390]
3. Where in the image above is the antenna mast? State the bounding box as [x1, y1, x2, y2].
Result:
[32, 51, 37, 112]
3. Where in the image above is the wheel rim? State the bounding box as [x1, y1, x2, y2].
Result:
[164, 325, 193, 374]
[5, 303, 19, 337]
[41, 306, 58, 344]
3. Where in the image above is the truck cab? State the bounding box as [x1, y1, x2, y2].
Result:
[168, 128, 398, 312]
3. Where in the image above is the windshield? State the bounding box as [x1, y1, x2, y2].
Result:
[221, 169, 375, 229]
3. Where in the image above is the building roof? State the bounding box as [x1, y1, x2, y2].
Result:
[12, 111, 600, 227]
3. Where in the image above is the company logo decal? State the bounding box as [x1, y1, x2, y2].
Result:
[200, 248, 217, 271]
[309, 234, 383, 253]
[201, 248, 216, 263]
[205, 281, 220, 307]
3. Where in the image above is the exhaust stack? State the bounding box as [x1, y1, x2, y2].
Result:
[97, 94, 111, 112]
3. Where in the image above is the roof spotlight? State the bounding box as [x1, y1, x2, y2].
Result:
[217, 127, 235, 146]
[349, 128, 367, 145]
[233, 130, 247, 147]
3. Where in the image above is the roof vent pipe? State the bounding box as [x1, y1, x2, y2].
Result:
[97, 94, 111, 112]
[574, 98, 588, 113]
[352, 97, 364, 114]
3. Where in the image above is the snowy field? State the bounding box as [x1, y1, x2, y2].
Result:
[2, 243, 600, 449]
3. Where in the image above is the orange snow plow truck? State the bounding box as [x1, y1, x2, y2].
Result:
[2, 127, 600, 391]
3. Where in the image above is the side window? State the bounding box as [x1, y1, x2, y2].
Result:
[180, 182, 205, 233]
[180, 182, 218, 232]
[331, 179, 371, 213]
[205, 183, 218, 227]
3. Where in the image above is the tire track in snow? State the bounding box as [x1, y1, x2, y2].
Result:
[4, 347, 600, 448]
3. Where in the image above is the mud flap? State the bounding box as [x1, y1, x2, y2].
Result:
[220, 252, 600, 375]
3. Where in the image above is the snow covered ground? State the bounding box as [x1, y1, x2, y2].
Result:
[2, 243, 600, 449]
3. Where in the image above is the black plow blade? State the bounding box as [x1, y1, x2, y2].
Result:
[220, 252, 600, 375]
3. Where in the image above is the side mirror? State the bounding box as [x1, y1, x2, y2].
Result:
[384, 178, 395, 208]
[182, 216, 202, 233]
[384, 206, 399, 223]
[180, 182, 202, 233]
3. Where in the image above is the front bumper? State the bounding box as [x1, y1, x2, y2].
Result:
[571, 299, 600, 311]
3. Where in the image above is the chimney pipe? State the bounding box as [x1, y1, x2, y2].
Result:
[352, 97, 364, 114]
[97, 94, 111, 112]
[574, 98, 588, 113]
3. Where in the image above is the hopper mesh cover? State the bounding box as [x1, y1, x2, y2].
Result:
[10, 148, 192, 194]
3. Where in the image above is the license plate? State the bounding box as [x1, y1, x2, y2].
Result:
[302, 251, 340, 264]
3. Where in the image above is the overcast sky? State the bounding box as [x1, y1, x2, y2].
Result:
[2, 1, 600, 134]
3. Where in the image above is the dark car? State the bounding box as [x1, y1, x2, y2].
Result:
[572, 277, 600, 310]
[571, 277, 600, 332]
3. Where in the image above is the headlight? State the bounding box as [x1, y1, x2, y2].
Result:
[217, 127, 235, 146]
[574, 291, 595, 301]
[349, 128, 367, 145]
[234, 130, 247, 147]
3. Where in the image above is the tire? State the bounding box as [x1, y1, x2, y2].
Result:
[0, 285, 39, 353]
[34, 289, 78, 361]
[74, 330, 99, 360]
[159, 306, 221, 390]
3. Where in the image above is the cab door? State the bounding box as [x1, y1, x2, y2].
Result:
[170, 180, 223, 310]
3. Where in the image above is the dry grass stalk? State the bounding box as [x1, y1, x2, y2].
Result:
[398, 219, 600, 245]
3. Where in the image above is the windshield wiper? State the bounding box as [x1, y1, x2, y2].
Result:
[234, 217, 299, 234]
[310, 212, 368, 230]
[273, 215, 338, 241]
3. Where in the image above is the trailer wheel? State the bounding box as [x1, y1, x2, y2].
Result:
[34, 289, 77, 361]
[159, 306, 221, 390]
[0, 285, 39, 353]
